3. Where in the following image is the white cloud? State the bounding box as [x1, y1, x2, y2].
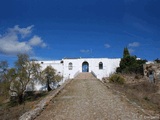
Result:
[104, 44, 111, 48]
[0, 31, 32, 55]
[29, 35, 47, 48]
[41, 43, 47, 48]
[80, 49, 91, 53]
[8, 25, 34, 38]
[128, 42, 140, 47]
[128, 48, 135, 53]
[0, 25, 46, 55]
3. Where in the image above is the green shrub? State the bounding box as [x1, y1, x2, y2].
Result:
[109, 74, 125, 84]
[116, 47, 147, 75]
[144, 96, 150, 101]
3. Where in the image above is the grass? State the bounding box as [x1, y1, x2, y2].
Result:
[109, 74, 125, 84]
[0, 91, 49, 120]
[104, 74, 160, 114]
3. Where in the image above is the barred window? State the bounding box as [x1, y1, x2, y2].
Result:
[99, 62, 103, 69]
[68, 62, 73, 70]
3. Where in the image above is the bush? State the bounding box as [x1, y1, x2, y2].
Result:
[109, 74, 125, 84]
[116, 47, 147, 75]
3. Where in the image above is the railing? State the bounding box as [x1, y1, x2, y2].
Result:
[91, 70, 97, 78]
[74, 70, 80, 78]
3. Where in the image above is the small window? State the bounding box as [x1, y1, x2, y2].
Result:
[41, 62, 44, 64]
[68, 62, 73, 70]
[99, 62, 103, 69]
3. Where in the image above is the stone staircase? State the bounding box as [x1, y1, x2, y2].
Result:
[74, 72, 97, 80]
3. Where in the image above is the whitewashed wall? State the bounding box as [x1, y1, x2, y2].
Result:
[62, 58, 120, 80]
[33, 58, 120, 90]
[37, 60, 63, 76]
[39, 58, 120, 80]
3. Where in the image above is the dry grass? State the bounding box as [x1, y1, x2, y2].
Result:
[103, 74, 160, 114]
[0, 91, 49, 120]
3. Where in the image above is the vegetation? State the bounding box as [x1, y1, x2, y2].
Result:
[0, 61, 10, 103]
[8, 54, 41, 104]
[123, 47, 130, 58]
[104, 75, 160, 113]
[109, 74, 125, 84]
[106, 48, 160, 113]
[116, 47, 147, 75]
[0, 53, 63, 105]
[154, 58, 160, 63]
[0, 54, 63, 119]
[0, 91, 48, 120]
[41, 66, 62, 91]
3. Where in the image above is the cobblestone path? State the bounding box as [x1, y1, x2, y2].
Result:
[35, 79, 153, 120]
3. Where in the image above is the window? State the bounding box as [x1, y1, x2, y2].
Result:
[68, 62, 73, 70]
[41, 62, 44, 64]
[99, 62, 103, 69]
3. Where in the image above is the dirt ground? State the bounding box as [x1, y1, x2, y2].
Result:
[0, 92, 48, 120]
[104, 75, 160, 116]
[35, 78, 157, 120]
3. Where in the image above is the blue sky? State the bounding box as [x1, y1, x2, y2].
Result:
[0, 0, 160, 65]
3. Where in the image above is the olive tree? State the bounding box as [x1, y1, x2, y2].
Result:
[0, 61, 10, 99]
[41, 66, 62, 91]
[8, 54, 41, 104]
[0, 60, 8, 81]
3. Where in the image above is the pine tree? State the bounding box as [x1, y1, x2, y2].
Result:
[116, 47, 147, 74]
[123, 47, 130, 58]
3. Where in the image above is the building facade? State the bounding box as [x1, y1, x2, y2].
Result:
[38, 58, 120, 82]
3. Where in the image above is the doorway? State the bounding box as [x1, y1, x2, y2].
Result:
[82, 61, 89, 72]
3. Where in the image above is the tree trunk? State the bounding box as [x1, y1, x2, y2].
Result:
[47, 78, 52, 91]
[18, 94, 23, 104]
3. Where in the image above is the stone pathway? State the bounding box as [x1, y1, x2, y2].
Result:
[35, 78, 157, 120]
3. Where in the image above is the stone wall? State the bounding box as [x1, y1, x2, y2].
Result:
[143, 63, 160, 83]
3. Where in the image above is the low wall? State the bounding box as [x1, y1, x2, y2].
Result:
[19, 79, 72, 120]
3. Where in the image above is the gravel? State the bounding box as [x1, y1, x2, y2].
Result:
[35, 79, 159, 120]
[19, 79, 71, 120]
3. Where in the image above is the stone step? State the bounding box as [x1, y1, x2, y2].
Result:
[74, 72, 97, 80]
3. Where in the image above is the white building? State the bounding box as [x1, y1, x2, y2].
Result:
[37, 58, 120, 82]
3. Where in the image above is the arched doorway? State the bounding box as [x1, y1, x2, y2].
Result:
[82, 61, 89, 72]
